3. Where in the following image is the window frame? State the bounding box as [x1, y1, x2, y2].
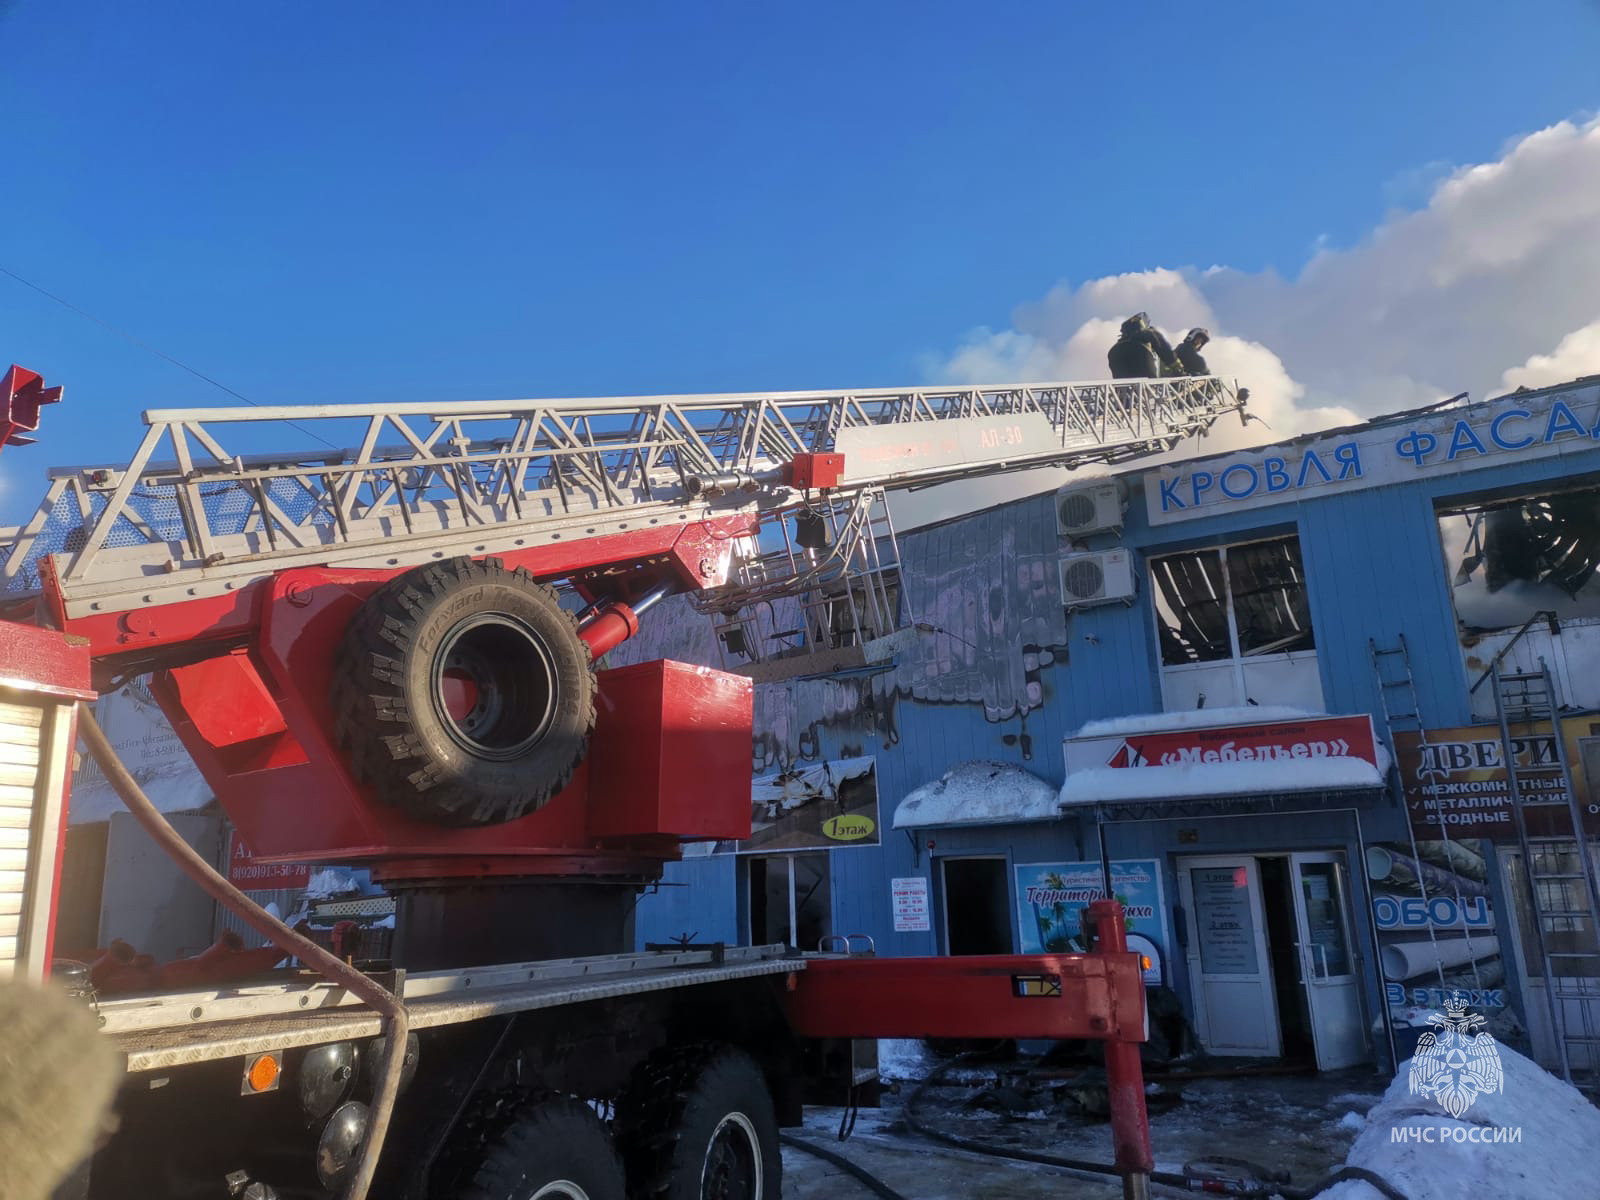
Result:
[1148, 533, 1320, 708]
[746, 851, 832, 950]
[1435, 481, 1600, 635]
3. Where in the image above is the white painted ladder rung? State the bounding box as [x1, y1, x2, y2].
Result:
[2, 377, 1245, 620]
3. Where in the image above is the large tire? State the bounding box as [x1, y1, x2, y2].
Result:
[456, 1095, 625, 1200]
[331, 556, 595, 826]
[614, 1045, 780, 1200]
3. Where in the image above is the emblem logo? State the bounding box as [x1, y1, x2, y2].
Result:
[1408, 992, 1504, 1118]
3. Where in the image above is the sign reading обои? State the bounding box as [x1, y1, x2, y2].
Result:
[1145, 382, 1600, 525]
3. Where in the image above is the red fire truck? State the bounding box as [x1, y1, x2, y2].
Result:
[0, 362, 1246, 1200]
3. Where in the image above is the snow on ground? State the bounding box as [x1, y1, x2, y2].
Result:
[878, 1039, 937, 1082]
[1322, 1042, 1600, 1200]
[1058, 757, 1383, 806]
[892, 762, 1059, 829]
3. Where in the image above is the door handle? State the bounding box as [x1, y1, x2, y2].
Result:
[1314, 944, 1330, 979]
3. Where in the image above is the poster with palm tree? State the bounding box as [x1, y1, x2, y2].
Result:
[1015, 859, 1168, 984]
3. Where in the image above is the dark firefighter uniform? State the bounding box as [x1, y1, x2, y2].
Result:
[1107, 313, 1179, 379]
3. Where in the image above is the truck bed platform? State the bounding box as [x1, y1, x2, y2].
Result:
[99, 945, 799, 1072]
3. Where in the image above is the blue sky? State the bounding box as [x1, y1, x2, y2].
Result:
[3, 1, 1600, 523]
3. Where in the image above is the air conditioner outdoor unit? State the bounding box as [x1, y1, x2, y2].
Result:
[1055, 479, 1126, 539]
[1059, 549, 1137, 609]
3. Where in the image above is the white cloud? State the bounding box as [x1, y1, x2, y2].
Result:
[901, 114, 1600, 527]
[1502, 317, 1600, 391]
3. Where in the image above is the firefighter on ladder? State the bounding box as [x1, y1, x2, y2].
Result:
[1108, 316, 1214, 380]
[1107, 312, 1179, 379]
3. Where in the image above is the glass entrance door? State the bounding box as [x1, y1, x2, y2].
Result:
[1180, 857, 1281, 1056]
[1290, 852, 1368, 1070]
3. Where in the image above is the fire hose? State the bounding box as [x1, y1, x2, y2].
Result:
[78, 707, 408, 1200]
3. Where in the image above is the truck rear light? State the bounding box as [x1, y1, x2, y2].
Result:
[243, 1052, 281, 1094]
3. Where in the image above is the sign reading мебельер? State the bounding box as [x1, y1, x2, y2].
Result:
[1062, 714, 1381, 774]
[1145, 382, 1600, 525]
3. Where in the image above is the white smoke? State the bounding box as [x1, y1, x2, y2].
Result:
[1502, 317, 1600, 391]
[902, 114, 1600, 526]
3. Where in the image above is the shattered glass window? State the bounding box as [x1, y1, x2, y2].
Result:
[1151, 548, 1230, 665]
[1441, 486, 1600, 631]
[1151, 536, 1314, 664]
[1227, 538, 1316, 656]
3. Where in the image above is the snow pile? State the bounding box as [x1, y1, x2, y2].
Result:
[876, 1039, 936, 1083]
[1059, 757, 1383, 806]
[1322, 1041, 1600, 1200]
[303, 867, 364, 900]
[892, 761, 1059, 829]
[1073, 706, 1318, 738]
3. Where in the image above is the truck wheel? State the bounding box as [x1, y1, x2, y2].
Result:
[331, 557, 595, 826]
[615, 1045, 780, 1200]
[457, 1096, 625, 1200]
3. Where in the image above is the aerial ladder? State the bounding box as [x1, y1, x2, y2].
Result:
[0, 362, 1241, 1200]
[0, 371, 1245, 866]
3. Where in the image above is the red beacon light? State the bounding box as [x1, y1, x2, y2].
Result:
[1, 364, 63, 450]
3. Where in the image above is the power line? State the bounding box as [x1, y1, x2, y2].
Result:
[0, 264, 338, 450]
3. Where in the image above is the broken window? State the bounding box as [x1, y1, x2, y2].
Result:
[1440, 485, 1600, 632]
[1151, 536, 1315, 666]
[1228, 538, 1316, 656]
[748, 853, 832, 950]
[1152, 548, 1230, 665]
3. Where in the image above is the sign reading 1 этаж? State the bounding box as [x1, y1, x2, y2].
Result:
[1145, 382, 1600, 525]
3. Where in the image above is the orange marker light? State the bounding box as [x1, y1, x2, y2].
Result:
[245, 1052, 281, 1094]
[1140, 955, 1152, 972]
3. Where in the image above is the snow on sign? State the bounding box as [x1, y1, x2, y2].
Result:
[891, 877, 931, 932]
[1065, 714, 1380, 774]
[227, 832, 311, 891]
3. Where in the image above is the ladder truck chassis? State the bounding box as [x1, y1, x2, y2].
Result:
[0, 366, 1233, 1199]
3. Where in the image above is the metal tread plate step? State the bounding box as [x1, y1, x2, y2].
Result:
[101, 946, 799, 1072]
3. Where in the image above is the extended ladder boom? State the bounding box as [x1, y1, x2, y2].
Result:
[2, 375, 1242, 625]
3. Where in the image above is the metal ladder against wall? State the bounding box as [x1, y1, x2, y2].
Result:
[1492, 662, 1600, 1085]
[1369, 638, 1488, 1008]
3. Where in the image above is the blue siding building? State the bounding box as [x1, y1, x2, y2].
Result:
[624, 377, 1600, 1076]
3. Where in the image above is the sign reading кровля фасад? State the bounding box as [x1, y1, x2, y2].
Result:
[1145, 381, 1600, 525]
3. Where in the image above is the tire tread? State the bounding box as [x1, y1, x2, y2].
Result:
[329, 556, 595, 825]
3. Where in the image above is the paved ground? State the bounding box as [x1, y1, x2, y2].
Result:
[780, 1047, 1389, 1199]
